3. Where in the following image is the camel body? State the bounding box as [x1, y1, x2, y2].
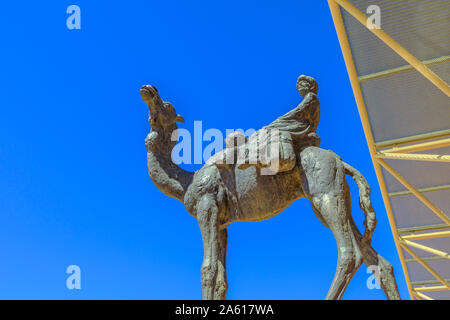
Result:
[185, 160, 303, 224]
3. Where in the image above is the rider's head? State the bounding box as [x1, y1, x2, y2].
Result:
[296, 75, 318, 97]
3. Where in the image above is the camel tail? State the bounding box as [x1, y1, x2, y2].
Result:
[343, 161, 377, 244]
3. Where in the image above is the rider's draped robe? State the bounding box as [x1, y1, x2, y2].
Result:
[243, 91, 321, 172]
[209, 92, 321, 173]
[265, 92, 321, 149]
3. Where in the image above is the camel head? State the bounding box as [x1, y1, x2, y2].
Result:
[140, 85, 185, 131]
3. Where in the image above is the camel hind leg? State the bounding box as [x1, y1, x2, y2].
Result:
[348, 219, 401, 300]
[361, 244, 401, 300]
[300, 147, 363, 299]
[341, 157, 400, 299]
[309, 185, 363, 299]
[301, 147, 400, 299]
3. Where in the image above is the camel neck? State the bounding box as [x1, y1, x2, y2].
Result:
[146, 128, 193, 203]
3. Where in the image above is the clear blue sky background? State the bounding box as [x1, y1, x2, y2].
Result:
[0, 1, 409, 299]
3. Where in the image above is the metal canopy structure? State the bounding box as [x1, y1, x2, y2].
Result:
[328, 0, 449, 299]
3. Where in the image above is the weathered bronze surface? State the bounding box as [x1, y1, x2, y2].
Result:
[141, 76, 401, 300]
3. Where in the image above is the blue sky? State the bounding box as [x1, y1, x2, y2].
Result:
[0, 1, 408, 299]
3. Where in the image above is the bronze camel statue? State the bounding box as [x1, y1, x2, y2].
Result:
[141, 76, 401, 300]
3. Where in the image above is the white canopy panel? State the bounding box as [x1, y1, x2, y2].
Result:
[329, 0, 450, 300]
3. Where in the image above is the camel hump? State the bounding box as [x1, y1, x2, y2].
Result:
[225, 131, 247, 148]
[236, 129, 296, 173]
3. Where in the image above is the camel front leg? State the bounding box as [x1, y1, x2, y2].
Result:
[197, 195, 228, 300]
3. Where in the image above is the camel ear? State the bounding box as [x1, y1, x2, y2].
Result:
[175, 114, 185, 123]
